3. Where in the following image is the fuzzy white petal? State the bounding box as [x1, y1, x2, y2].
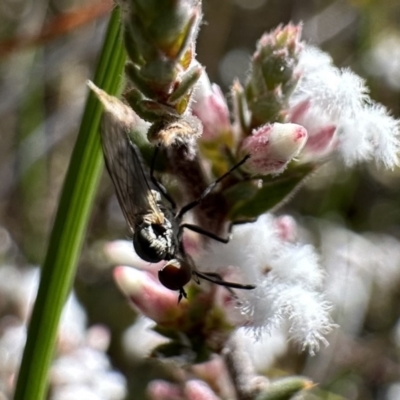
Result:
[291, 45, 400, 168]
[196, 214, 335, 353]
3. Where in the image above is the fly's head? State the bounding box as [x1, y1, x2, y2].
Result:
[133, 217, 176, 263]
[158, 258, 192, 302]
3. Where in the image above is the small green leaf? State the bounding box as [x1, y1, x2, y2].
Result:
[151, 341, 193, 359]
[168, 65, 202, 105]
[232, 80, 250, 135]
[123, 27, 143, 66]
[227, 164, 315, 219]
[151, 340, 212, 364]
[152, 325, 181, 340]
[254, 376, 314, 400]
[125, 62, 157, 99]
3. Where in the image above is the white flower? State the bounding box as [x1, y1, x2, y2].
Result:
[338, 103, 400, 168]
[195, 214, 335, 354]
[314, 221, 400, 334]
[289, 45, 400, 168]
[235, 326, 288, 372]
[364, 33, 400, 90]
[122, 317, 169, 359]
[0, 265, 127, 399]
[386, 383, 400, 400]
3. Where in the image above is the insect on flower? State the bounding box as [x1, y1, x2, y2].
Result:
[100, 112, 256, 301]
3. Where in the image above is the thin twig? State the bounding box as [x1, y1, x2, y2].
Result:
[222, 333, 269, 400]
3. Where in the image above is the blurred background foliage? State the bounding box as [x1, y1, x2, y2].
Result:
[1, 0, 400, 399]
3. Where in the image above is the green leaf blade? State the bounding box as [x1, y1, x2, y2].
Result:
[14, 8, 126, 400]
[227, 164, 315, 220]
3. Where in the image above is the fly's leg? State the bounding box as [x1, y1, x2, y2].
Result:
[176, 155, 250, 219]
[192, 271, 201, 284]
[176, 153, 251, 244]
[178, 218, 257, 244]
[193, 270, 255, 290]
[178, 287, 188, 303]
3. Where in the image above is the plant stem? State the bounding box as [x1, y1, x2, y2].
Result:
[14, 8, 125, 400]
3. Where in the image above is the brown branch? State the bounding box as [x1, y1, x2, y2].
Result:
[0, 0, 113, 57]
[222, 333, 268, 400]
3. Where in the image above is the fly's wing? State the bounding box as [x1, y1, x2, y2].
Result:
[100, 111, 155, 234]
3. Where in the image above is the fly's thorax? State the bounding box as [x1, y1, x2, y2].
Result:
[158, 258, 192, 291]
[133, 215, 176, 263]
[147, 190, 162, 211]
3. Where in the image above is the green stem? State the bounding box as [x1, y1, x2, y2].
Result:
[14, 8, 126, 400]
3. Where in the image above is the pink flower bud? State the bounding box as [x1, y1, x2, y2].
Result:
[302, 125, 337, 160]
[274, 215, 297, 242]
[184, 380, 220, 400]
[192, 358, 234, 398]
[192, 72, 232, 140]
[240, 123, 307, 175]
[113, 266, 184, 323]
[103, 240, 156, 271]
[289, 100, 338, 161]
[147, 380, 183, 400]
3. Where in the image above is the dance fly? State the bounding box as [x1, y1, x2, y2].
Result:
[100, 108, 255, 301]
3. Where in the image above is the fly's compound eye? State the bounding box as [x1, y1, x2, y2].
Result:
[158, 259, 192, 291]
